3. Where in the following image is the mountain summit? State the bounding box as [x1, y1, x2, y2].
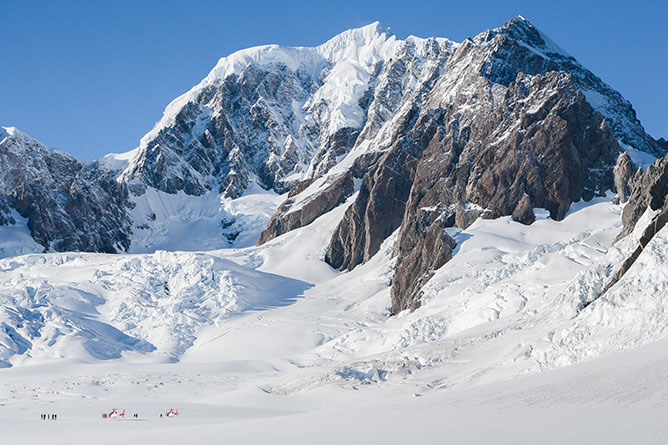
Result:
[0, 18, 664, 264]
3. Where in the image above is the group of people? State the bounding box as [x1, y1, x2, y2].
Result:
[40, 411, 175, 420]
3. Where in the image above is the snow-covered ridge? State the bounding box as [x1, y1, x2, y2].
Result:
[117, 15, 663, 211]
[1, 126, 47, 153]
[127, 21, 447, 158]
[0, 123, 134, 255]
[132, 22, 405, 155]
[0, 125, 79, 165]
[0, 126, 10, 143]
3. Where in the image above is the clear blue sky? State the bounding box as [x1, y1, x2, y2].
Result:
[2, 0, 666, 160]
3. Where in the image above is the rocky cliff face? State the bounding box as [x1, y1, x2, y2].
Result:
[619, 153, 668, 240]
[389, 72, 620, 312]
[318, 17, 665, 314]
[257, 171, 355, 245]
[0, 127, 133, 253]
[587, 151, 668, 304]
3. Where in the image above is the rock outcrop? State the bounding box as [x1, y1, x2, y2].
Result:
[592, 152, 668, 303]
[390, 219, 457, 312]
[257, 171, 354, 245]
[613, 152, 639, 204]
[619, 153, 668, 240]
[0, 127, 133, 253]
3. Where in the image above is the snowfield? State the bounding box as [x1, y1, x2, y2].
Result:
[1, 194, 668, 443]
[2, 16, 667, 443]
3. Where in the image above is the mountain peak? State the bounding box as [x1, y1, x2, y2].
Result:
[1, 126, 20, 138]
[316, 21, 396, 63]
[498, 15, 570, 57]
[0, 126, 39, 146]
[323, 21, 393, 45]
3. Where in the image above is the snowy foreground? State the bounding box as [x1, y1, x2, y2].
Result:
[2, 195, 668, 443]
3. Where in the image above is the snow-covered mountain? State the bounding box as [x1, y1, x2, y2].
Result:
[117, 22, 454, 197]
[1, 18, 664, 259]
[2, 16, 668, 442]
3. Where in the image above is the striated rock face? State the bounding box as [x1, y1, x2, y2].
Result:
[257, 148, 387, 246]
[619, 153, 668, 240]
[390, 219, 457, 312]
[257, 171, 354, 245]
[254, 32, 455, 245]
[322, 17, 648, 314]
[0, 127, 133, 253]
[613, 152, 639, 203]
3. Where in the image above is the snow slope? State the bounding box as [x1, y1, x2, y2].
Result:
[1, 338, 667, 444]
[127, 182, 284, 252]
[0, 209, 43, 258]
[0, 250, 308, 367]
[3, 193, 668, 386]
[1, 196, 668, 442]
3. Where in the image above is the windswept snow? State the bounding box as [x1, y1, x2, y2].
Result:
[128, 183, 284, 253]
[0, 210, 43, 259]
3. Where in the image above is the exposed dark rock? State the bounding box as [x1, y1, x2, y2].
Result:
[512, 193, 536, 225]
[618, 153, 668, 240]
[325, 105, 437, 271]
[391, 219, 456, 312]
[613, 152, 639, 204]
[0, 129, 133, 253]
[0, 196, 16, 226]
[257, 149, 388, 246]
[257, 171, 354, 245]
